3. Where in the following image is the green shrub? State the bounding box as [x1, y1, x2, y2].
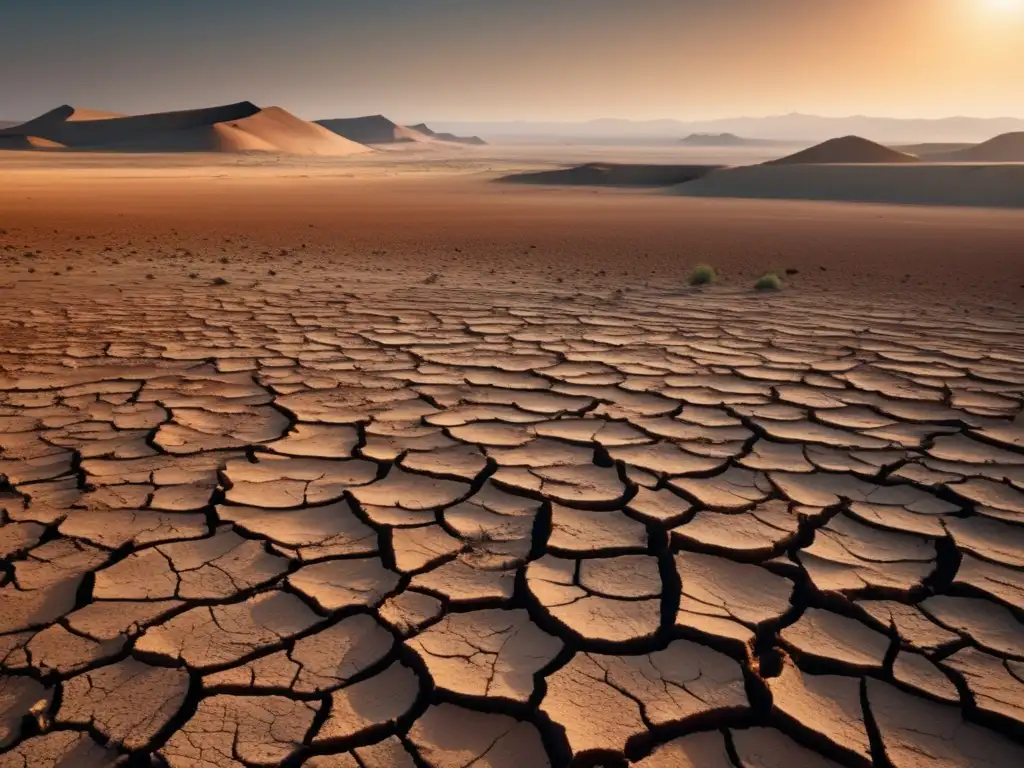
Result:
[688, 264, 716, 286]
[755, 273, 783, 291]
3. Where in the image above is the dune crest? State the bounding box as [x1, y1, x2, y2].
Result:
[767, 135, 919, 165]
[10, 105, 127, 127]
[316, 115, 432, 144]
[673, 163, 1024, 207]
[408, 122, 436, 137]
[317, 115, 487, 146]
[0, 102, 262, 148]
[414, 123, 487, 146]
[931, 132, 1024, 162]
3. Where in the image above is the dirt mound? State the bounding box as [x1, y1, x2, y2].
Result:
[931, 132, 1024, 162]
[673, 164, 1024, 207]
[0, 102, 262, 148]
[499, 163, 721, 187]
[316, 115, 430, 144]
[768, 136, 919, 165]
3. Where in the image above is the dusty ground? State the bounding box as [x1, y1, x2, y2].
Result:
[1, 150, 1023, 767]
[1, 150, 1023, 309]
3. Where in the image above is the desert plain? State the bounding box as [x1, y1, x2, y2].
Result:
[1, 110, 1024, 768]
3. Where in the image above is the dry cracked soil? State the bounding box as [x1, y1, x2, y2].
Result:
[1, 270, 1023, 768]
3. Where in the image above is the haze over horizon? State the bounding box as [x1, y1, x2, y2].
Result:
[2, 0, 1023, 124]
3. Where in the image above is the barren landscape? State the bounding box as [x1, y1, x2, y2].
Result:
[1, 103, 1024, 768]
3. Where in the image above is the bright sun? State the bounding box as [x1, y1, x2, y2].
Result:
[983, 0, 1024, 11]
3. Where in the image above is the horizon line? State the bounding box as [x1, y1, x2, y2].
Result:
[5, 103, 1024, 126]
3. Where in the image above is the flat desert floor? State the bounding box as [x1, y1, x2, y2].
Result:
[1, 148, 1023, 768]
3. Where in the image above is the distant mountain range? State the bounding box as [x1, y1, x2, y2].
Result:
[430, 114, 1024, 143]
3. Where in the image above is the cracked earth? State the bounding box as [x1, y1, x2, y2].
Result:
[1, 273, 1022, 767]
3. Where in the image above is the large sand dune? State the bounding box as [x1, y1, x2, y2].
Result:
[929, 132, 1024, 162]
[499, 162, 721, 187]
[318, 115, 487, 146]
[0, 103, 371, 155]
[102, 107, 372, 156]
[673, 163, 1024, 207]
[0, 102, 262, 147]
[317, 114, 432, 144]
[768, 135, 919, 165]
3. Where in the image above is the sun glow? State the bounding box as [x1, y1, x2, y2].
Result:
[982, 0, 1024, 11]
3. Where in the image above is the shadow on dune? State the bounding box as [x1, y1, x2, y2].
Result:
[496, 163, 723, 188]
[927, 132, 1024, 162]
[0, 102, 262, 147]
[670, 163, 1024, 208]
[765, 135, 920, 165]
[0, 103, 374, 156]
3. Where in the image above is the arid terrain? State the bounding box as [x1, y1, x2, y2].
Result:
[2, 148, 1024, 309]
[1, 143, 1023, 768]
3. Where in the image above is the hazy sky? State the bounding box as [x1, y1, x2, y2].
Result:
[2, 0, 1022, 121]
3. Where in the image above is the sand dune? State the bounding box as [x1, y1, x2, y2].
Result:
[0, 135, 65, 150]
[408, 123, 437, 137]
[418, 125, 487, 146]
[103, 107, 374, 156]
[896, 142, 976, 158]
[3, 105, 127, 129]
[2, 105, 482, 153]
[316, 115, 431, 144]
[499, 162, 720, 187]
[673, 163, 1024, 207]
[99, 122, 280, 153]
[768, 135, 919, 164]
[231, 108, 372, 155]
[0, 102, 262, 148]
[434, 131, 487, 146]
[929, 132, 1024, 162]
[0, 103, 372, 155]
[317, 115, 488, 147]
[679, 132, 769, 147]
[54, 105, 126, 121]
